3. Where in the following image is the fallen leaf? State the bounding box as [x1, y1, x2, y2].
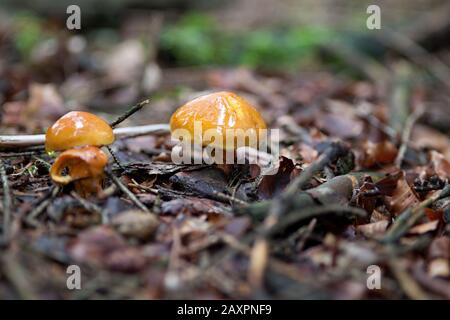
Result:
[359, 140, 398, 168]
[409, 220, 439, 235]
[257, 156, 295, 199]
[356, 220, 389, 238]
[430, 150, 450, 179]
[387, 172, 420, 216]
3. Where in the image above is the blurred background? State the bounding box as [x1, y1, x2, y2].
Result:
[0, 0, 449, 132]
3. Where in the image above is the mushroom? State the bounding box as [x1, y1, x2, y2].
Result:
[50, 146, 108, 197]
[45, 111, 115, 152]
[170, 91, 278, 175]
[45, 111, 115, 197]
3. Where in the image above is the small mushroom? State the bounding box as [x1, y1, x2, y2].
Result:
[45, 111, 115, 152]
[50, 146, 108, 197]
[170, 91, 278, 174]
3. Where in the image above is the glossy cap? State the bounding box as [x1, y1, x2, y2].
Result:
[170, 91, 267, 151]
[45, 111, 114, 152]
[50, 146, 108, 185]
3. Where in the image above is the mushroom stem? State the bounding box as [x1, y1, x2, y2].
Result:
[0, 124, 170, 149]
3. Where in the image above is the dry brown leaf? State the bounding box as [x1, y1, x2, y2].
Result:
[387, 172, 420, 216]
[356, 220, 389, 238]
[257, 156, 295, 199]
[359, 140, 398, 168]
[430, 150, 450, 179]
[409, 220, 439, 235]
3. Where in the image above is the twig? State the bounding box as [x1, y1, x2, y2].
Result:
[32, 156, 51, 170]
[106, 171, 151, 213]
[71, 191, 108, 224]
[105, 146, 126, 172]
[395, 105, 425, 167]
[0, 150, 46, 158]
[267, 204, 367, 237]
[244, 143, 349, 292]
[25, 186, 60, 227]
[356, 102, 398, 139]
[129, 179, 158, 194]
[296, 218, 317, 252]
[211, 191, 248, 206]
[0, 159, 12, 244]
[109, 98, 151, 128]
[284, 142, 348, 197]
[220, 233, 317, 290]
[0, 124, 170, 149]
[1, 253, 39, 299]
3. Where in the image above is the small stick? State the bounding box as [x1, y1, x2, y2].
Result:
[106, 171, 151, 213]
[25, 186, 60, 227]
[105, 146, 126, 172]
[0, 159, 12, 244]
[267, 204, 367, 236]
[246, 142, 349, 289]
[356, 103, 398, 139]
[284, 142, 347, 196]
[0, 124, 170, 149]
[211, 191, 248, 206]
[71, 191, 108, 224]
[395, 106, 424, 167]
[0, 150, 46, 158]
[296, 218, 317, 252]
[109, 98, 151, 128]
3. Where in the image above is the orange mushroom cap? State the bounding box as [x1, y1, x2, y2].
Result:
[45, 111, 114, 152]
[170, 91, 267, 151]
[50, 146, 108, 197]
[50, 146, 108, 185]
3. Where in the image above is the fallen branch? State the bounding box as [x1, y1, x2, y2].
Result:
[106, 171, 152, 214]
[0, 124, 170, 149]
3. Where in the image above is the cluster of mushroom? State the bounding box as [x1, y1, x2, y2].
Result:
[46, 111, 115, 197]
[43, 91, 275, 198]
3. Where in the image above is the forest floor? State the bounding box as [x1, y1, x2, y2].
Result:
[0, 15, 450, 299]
